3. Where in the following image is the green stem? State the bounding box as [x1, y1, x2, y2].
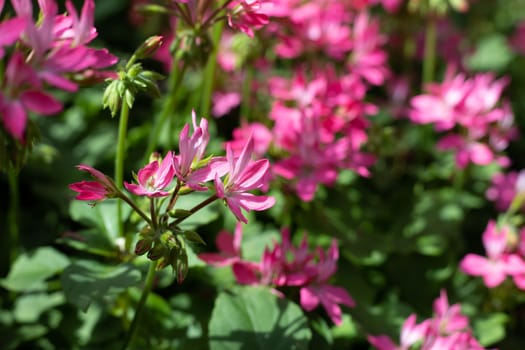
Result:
[115, 102, 131, 239]
[422, 16, 437, 86]
[7, 167, 19, 262]
[172, 194, 218, 226]
[118, 194, 153, 227]
[144, 58, 187, 161]
[200, 21, 224, 116]
[121, 260, 157, 350]
[240, 67, 254, 119]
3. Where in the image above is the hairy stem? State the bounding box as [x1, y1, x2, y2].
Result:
[115, 102, 130, 239]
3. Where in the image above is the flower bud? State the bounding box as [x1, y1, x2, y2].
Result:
[135, 238, 153, 256]
[135, 36, 164, 60]
[147, 243, 165, 261]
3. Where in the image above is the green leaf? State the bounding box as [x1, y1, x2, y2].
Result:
[474, 313, 508, 346]
[14, 292, 65, 323]
[69, 200, 131, 246]
[209, 286, 311, 350]
[1, 247, 69, 292]
[466, 34, 515, 72]
[61, 260, 142, 312]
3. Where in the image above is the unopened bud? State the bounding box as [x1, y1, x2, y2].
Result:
[147, 243, 165, 260]
[135, 36, 164, 60]
[135, 238, 153, 255]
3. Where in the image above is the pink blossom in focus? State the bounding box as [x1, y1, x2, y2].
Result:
[69, 164, 117, 201]
[124, 152, 175, 197]
[173, 112, 214, 191]
[214, 138, 275, 223]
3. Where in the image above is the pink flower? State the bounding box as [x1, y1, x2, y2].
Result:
[299, 241, 355, 325]
[0, 52, 62, 141]
[69, 164, 117, 201]
[125, 152, 175, 197]
[0, 2, 26, 58]
[369, 290, 486, 350]
[460, 221, 525, 288]
[212, 91, 241, 118]
[225, 122, 273, 158]
[227, 0, 270, 38]
[486, 171, 525, 212]
[214, 137, 275, 223]
[173, 112, 215, 191]
[199, 223, 243, 266]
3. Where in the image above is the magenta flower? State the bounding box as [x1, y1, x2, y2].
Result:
[299, 241, 355, 325]
[368, 314, 429, 350]
[0, 52, 62, 141]
[227, 0, 269, 38]
[461, 220, 525, 289]
[69, 164, 117, 201]
[368, 290, 486, 350]
[198, 223, 243, 267]
[125, 152, 175, 198]
[214, 137, 275, 223]
[0, 0, 26, 58]
[173, 112, 213, 191]
[486, 171, 525, 212]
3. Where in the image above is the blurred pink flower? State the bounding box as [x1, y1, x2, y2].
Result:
[460, 221, 525, 288]
[212, 91, 241, 118]
[368, 290, 487, 350]
[125, 152, 175, 197]
[0, 52, 62, 141]
[199, 223, 243, 266]
[225, 122, 273, 158]
[227, 0, 270, 38]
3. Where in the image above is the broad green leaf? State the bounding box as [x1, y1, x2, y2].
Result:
[1, 247, 69, 292]
[61, 260, 141, 311]
[14, 292, 65, 323]
[474, 313, 508, 346]
[209, 286, 311, 350]
[69, 200, 131, 242]
[467, 34, 514, 72]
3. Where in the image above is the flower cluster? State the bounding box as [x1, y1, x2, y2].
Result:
[70, 112, 274, 222]
[199, 226, 354, 325]
[460, 220, 525, 290]
[368, 290, 488, 350]
[70, 112, 274, 277]
[0, 0, 117, 142]
[409, 67, 517, 169]
[217, 5, 389, 201]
